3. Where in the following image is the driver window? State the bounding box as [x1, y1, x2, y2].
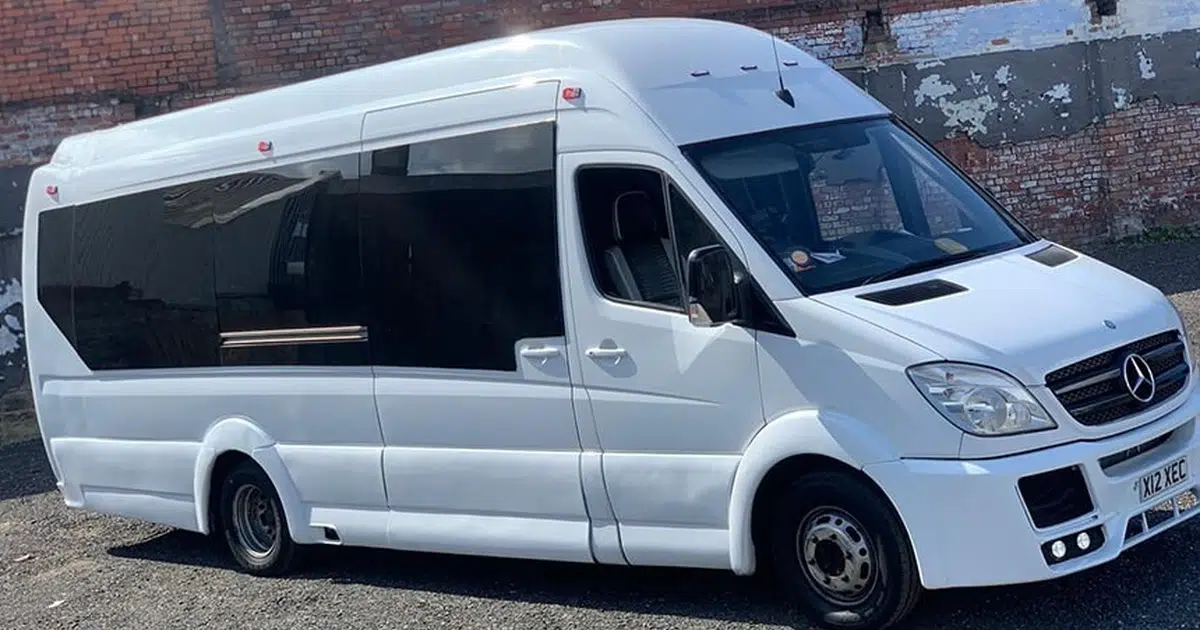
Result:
[574, 166, 725, 313]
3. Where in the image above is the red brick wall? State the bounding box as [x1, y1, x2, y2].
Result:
[939, 125, 1111, 245]
[1100, 100, 1200, 236]
[937, 98, 1200, 244]
[1, 0, 1197, 246]
[1, 0, 217, 103]
[0, 101, 135, 164]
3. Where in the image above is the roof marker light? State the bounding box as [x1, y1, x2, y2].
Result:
[690, 70, 710, 77]
[561, 87, 583, 101]
[783, 60, 799, 67]
[45, 185, 58, 196]
[741, 64, 758, 71]
[258, 140, 273, 153]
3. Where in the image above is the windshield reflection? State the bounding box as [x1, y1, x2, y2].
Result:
[681, 117, 1035, 294]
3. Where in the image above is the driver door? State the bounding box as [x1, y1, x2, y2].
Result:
[559, 150, 766, 568]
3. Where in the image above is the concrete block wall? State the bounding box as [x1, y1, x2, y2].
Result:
[0, 0, 1199, 397]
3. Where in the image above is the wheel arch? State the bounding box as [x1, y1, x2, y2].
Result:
[728, 408, 914, 577]
[193, 417, 312, 543]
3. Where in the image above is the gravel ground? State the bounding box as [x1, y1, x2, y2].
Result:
[4, 238, 1200, 630]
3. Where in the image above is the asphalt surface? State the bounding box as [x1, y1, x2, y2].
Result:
[4, 238, 1200, 630]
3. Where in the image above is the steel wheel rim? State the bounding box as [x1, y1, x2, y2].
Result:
[795, 506, 878, 606]
[232, 484, 280, 558]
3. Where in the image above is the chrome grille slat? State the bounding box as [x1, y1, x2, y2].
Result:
[1143, 340, 1185, 361]
[1054, 367, 1121, 395]
[1045, 330, 1190, 427]
[1155, 362, 1189, 386]
[1072, 390, 1138, 417]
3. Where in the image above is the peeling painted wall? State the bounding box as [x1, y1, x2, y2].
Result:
[890, 0, 1200, 58]
[771, 0, 1200, 147]
[863, 28, 1200, 146]
[0, 166, 31, 394]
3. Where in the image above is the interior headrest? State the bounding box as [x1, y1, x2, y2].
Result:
[613, 190, 660, 243]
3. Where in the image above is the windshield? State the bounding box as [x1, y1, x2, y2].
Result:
[680, 117, 1036, 294]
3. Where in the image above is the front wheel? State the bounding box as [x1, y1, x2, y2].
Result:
[767, 471, 922, 630]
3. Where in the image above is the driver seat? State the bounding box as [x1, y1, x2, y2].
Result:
[603, 191, 681, 306]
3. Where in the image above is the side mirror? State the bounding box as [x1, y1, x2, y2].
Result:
[684, 245, 742, 327]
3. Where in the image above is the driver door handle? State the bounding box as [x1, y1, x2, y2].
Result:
[585, 346, 627, 360]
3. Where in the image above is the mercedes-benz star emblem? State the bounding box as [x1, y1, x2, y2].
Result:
[1122, 353, 1156, 403]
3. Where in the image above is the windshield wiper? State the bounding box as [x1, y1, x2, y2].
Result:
[858, 247, 998, 287]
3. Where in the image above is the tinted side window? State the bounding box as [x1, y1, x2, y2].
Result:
[576, 167, 794, 337]
[72, 190, 219, 370]
[360, 122, 564, 371]
[574, 166, 683, 310]
[37, 208, 75, 345]
[210, 156, 365, 366]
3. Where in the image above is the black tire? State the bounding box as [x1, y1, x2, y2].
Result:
[218, 459, 305, 576]
[766, 470, 922, 630]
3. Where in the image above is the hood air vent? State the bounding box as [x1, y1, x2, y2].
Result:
[1027, 244, 1078, 267]
[857, 279, 967, 306]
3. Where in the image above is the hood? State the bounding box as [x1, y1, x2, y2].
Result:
[810, 242, 1183, 386]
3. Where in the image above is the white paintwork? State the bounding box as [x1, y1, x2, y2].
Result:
[20, 16, 1200, 601]
[558, 150, 764, 569]
[810, 241, 1186, 459]
[867, 389, 1200, 588]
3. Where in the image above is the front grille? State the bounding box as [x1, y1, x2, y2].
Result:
[1018, 465, 1094, 529]
[1046, 330, 1190, 427]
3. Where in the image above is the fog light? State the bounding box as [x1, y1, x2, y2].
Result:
[1041, 525, 1106, 566]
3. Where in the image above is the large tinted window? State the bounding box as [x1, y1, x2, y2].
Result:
[37, 208, 75, 346]
[44, 154, 367, 371]
[360, 122, 564, 372]
[682, 118, 1035, 294]
[71, 189, 220, 370]
[209, 156, 365, 367]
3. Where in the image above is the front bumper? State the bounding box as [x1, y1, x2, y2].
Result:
[867, 387, 1200, 590]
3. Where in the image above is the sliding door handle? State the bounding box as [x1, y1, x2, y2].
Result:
[585, 346, 627, 361]
[519, 346, 562, 359]
[519, 345, 562, 366]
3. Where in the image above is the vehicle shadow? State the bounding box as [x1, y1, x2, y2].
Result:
[109, 532, 798, 625]
[0, 438, 56, 502]
[108, 518, 1200, 630]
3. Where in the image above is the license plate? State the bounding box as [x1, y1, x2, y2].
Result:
[1136, 456, 1189, 503]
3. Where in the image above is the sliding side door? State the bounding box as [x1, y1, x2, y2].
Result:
[359, 85, 591, 562]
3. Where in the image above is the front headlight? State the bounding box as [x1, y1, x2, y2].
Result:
[907, 362, 1057, 436]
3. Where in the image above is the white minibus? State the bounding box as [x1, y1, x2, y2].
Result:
[21, 17, 1199, 630]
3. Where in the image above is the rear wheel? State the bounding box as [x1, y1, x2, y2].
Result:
[767, 471, 921, 630]
[218, 459, 305, 576]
